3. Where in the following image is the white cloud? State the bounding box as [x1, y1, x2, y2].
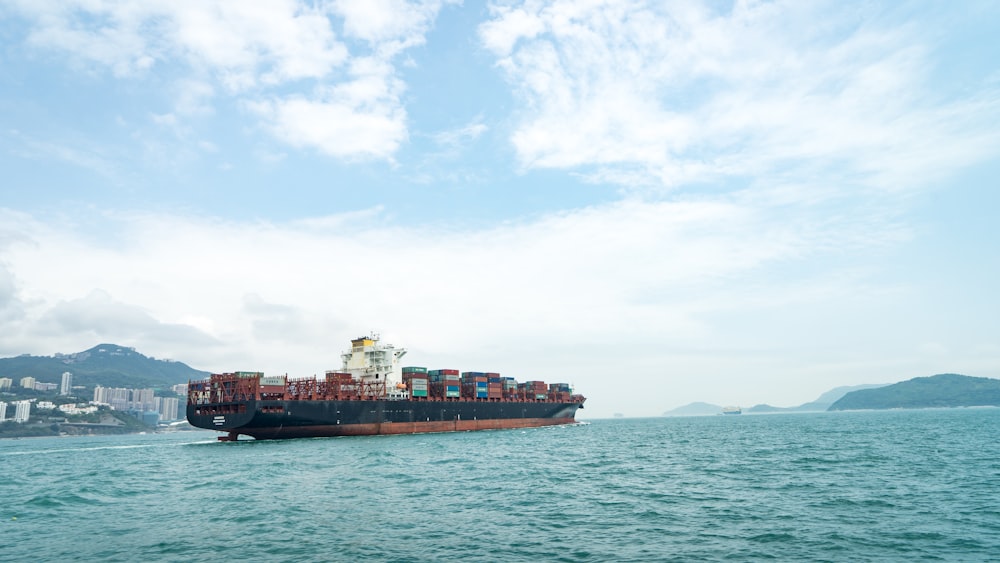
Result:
[480, 1, 1000, 194]
[0, 197, 942, 417]
[15, 0, 348, 86]
[431, 119, 489, 148]
[167, 0, 349, 88]
[8, 131, 123, 184]
[173, 79, 216, 116]
[39, 289, 218, 349]
[9, 0, 450, 161]
[332, 0, 454, 54]
[246, 54, 411, 160]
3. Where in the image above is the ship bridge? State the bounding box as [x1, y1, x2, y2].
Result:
[340, 333, 407, 386]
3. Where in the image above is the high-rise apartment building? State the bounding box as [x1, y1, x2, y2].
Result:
[94, 386, 131, 411]
[60, 372, 73, 395]
[0, 377, 11, 391]
[132, 388, 156, 412]
[156, 397, 181, 421]
[0, 401, 7, 422]
[19, 376, 36, 390]
[13, 400, 30, 423]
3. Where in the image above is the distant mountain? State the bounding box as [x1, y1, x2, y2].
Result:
[828, 374, 1000, 411]
[0, 344, 209, 391]
[663, 402, 722, 416]
[744, 384, 890, 413]
[811, 384, 889, 406]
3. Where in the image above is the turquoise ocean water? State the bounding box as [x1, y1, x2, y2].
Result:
[2, 409, 999, 562]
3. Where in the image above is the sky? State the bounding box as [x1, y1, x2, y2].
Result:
[1, 0, 998, 418]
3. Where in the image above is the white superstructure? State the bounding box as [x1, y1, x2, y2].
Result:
[340, 333, 408, 388]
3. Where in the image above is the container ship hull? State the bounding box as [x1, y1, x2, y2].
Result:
[187, 399, 583, 440]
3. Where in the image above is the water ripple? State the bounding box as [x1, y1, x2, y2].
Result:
[1, 410, 999, 561]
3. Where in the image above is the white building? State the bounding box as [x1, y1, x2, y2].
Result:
[58, 404, 98, 415]
[20, 376, 36, 390]
[94, 386, 131, 410]
[0, 377, 11, 391]
[0, 401, 6, 422]
[60, 372, 73, 395]
[157, 397, 181, 421]
[132, 388, 156, 411]
[13, 400, 30, 423]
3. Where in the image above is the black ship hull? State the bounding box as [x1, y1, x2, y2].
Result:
[187, 398, 584, 440]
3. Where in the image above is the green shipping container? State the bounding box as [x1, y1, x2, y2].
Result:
[411, 389, 428, 397]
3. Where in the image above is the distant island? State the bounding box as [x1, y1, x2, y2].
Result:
[664, 374, 1000, 416]
[663, 383, 888, 416]
[829, 373, 1000, 410]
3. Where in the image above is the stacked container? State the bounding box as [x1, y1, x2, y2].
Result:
[325, 371, 357, 398]
[502, 377, 519, 399]
[519, 380, 549, 400]
[486, 372, 503, 399]
[429, 369, 461, 398]
[402, 367, 429, 398]
[548, 382, 572, 402]
[461, 372, 488, 399]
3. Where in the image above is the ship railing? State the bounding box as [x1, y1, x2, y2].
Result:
[186, 373, 260, 404]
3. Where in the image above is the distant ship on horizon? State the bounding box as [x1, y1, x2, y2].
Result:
[722, 405, 742, 415]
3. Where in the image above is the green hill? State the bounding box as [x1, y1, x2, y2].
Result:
[828, 373, 1000, 411]
[0, 343, 209, 391]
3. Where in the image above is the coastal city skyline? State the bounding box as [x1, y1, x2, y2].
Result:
[0, 371, 185, 424]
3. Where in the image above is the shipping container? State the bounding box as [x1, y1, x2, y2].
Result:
[326, 372, 354, 383]
[261, 376, 287, 386]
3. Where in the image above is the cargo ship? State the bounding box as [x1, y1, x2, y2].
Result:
[187, 334, 586, 441]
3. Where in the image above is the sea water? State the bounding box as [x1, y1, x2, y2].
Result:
[1, 409, 998, 562]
